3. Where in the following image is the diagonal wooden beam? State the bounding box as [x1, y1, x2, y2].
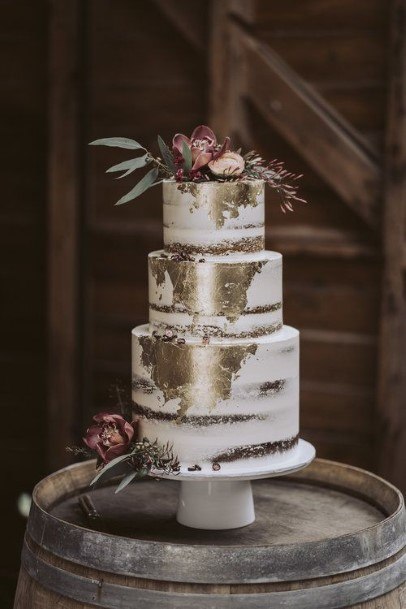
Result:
[152, 0, 206, 54]
[232, 22, 381, 229]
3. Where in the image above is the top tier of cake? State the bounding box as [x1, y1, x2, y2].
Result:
[163, 179, 264, 256]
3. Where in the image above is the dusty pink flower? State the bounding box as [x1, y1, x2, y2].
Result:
[208, 151, 245, 176]
[172, 125, 230, 172]
[84, 412, 136, 464]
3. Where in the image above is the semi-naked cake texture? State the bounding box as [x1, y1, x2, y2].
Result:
[163, 180, 265, 255]
[148, 250, 283, 338]
[132, 180, 300, 472]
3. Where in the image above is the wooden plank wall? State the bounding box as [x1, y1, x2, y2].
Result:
[0, 0, 48, 603]
[47, 0, 84, 471]
[377, 0, 406, 489]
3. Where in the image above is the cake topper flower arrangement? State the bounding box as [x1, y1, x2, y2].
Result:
[90, 125, 305, 212]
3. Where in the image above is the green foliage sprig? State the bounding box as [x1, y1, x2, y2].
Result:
[89, 438, 180, 494]
[89, 136, 173, 205]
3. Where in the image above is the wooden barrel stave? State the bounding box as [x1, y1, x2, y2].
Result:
[14, 459, 406, 609]
[18, 540, 406, 609]
[13, 578, 406, 609]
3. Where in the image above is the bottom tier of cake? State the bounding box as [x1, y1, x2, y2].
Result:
[131, 324, 299, 472]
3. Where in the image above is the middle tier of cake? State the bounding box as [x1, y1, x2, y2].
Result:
[148, 250, 283, 339]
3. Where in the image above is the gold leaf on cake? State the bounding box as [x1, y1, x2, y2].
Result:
[149, 256, 267, 322]
[138, 335, 257, 417]
[165, 180, 263, 228]
[193, 182, 263, 228]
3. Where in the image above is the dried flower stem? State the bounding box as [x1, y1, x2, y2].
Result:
[244, 151, 306, 212]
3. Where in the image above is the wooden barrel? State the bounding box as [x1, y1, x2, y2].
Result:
[14, 458, 405, 609]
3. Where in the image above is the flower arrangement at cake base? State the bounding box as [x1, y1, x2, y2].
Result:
[68, 412, 180, 493]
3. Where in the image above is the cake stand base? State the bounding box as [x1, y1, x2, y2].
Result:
[177, 479, 255, 530]
[152, 439, 316, 530]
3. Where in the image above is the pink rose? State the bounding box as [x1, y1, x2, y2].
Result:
[208, 151, 245, 176]
[172, 125, 230, 172]
[83, 413, 136, 464]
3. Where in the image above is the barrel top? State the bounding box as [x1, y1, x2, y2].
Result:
[50, 475, 383, 546]
[28, 458, 405, 584]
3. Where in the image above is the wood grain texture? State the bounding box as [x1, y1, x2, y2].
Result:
[233, 23, 381, 228]
[151, 0, 207, 53]
[376, 0, 406, 493]
[0, 1, 48, 599]
[209, 0, 250, 142]
[13, 459, 406, 608]
[241, 1, 388, 153]
[47, 0, 84, 469]
[232, 0, 388, 31]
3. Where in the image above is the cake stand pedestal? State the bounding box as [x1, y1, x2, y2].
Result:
[152, 438, 316, 530]
[177, 479, 255, 529]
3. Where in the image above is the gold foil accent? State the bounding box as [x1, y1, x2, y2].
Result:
[150, 256, 268, 322]
[165, 181, 264, 228]
[138, 335, 257, 417]
[176, 182, 198, 196]
[182, 181, 264, 229]
[150, 259, 167, 286]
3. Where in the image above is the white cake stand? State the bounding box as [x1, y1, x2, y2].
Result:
[150, 439, 315, 530]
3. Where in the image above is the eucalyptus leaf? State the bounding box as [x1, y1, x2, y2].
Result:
[149, 180, 163, 189]
[115, 167, 159, 205]
[115, 471, 137, 494]
[90, 453, 130, 486]
[182, 141, 192, 171]
[106, 155, 149, 179]
[89, 137, 145, 150]
[157, 135, 175, 173]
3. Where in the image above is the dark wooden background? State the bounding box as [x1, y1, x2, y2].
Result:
[1, 0, 405, 604]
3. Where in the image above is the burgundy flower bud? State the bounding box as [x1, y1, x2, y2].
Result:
[83, 412, 136, 464]
[175, 168, 184, 182]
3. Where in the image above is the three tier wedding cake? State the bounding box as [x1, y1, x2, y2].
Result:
[82, 125, 306, 488]
[131, 179, 299, 472]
